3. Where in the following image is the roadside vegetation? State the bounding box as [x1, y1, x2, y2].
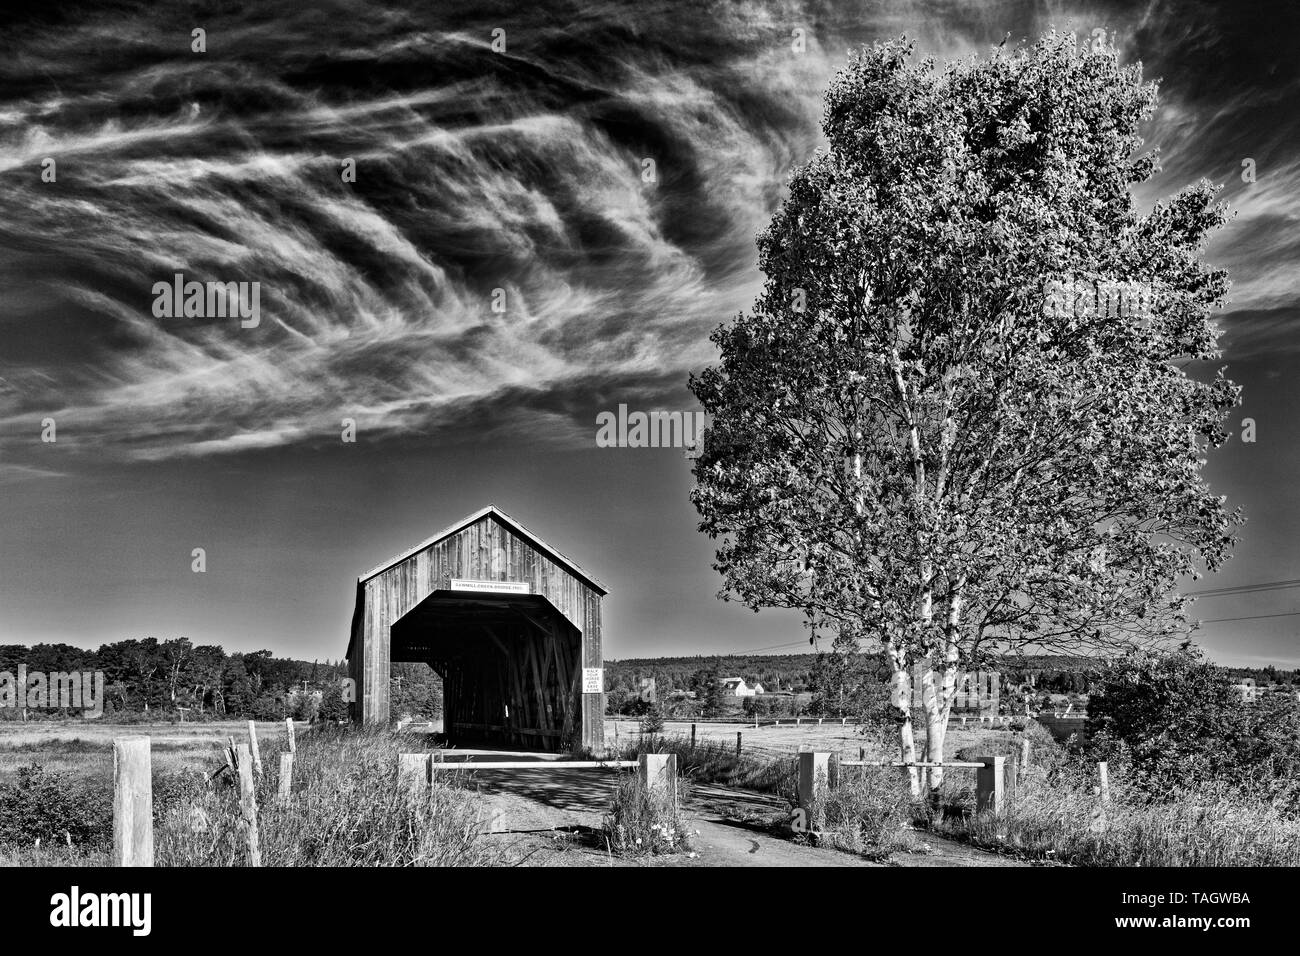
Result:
[0, 726, 501, 866]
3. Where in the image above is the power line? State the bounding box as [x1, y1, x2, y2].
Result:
[1199, 610, 1300, 624]
[727, 640, 812, 655]
[1186, 578, 1300, 598]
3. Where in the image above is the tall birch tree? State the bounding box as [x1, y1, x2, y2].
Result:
[689, 32, 1241, 791]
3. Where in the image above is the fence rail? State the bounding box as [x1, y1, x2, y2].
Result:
[839, 760, 986, 769]
[428, 760, 636, 771]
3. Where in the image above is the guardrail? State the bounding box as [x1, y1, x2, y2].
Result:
[428, 760, 636, 770]
[398, 752, 678, 809]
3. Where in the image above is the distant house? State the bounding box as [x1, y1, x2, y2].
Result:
[1234, 678, 1258, 703]
[719, 677, 764, 698]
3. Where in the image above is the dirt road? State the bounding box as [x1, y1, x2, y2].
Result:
[442, 750, 1026, 868]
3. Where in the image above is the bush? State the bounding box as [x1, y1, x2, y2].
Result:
[1084, 646, 1300, 807]
[602, 769, 691, 856]
[639, 703, 665, 735]
[813, 767, 918, 858]
[0, 764, 112, 850]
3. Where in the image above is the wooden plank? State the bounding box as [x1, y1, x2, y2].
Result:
[285, 718, 296, 754]
[528, 630, 550, 732]
[112, 736, 153, 867]
[431, 760, 636, 770]
[278, 753, 293, 804]
[248, 720, 262, 774]
[976, 755, 1006, 815]
[234, 743, 261, 866]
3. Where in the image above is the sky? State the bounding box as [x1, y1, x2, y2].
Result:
[1, 0, 1298, 668]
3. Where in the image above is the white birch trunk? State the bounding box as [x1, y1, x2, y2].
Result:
[920, 585, 965, 791]
[887, 642, 920, 797]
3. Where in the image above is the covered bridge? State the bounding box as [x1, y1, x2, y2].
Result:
[345, 504, 607, 753]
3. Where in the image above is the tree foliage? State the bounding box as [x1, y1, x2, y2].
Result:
[1086, 647, 1300, 807]
[690, 31, 1240, 784]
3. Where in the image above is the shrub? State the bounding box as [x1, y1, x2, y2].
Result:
[602, 770, 691, 856]
[0, 764, 112, 850]
[814, 766, 918, 858]
[1085, 646, 1300, 807]
[639, 703, 665, 735]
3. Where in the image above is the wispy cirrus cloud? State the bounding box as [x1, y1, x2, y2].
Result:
[0, 0, 841, 468]
[1, 0, 1296, 474]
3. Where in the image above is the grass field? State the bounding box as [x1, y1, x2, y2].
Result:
[604, 716, 1023, 763]
[0, 720, 302, 784]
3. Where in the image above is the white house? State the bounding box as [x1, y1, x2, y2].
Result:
[719, 677, 765, 697]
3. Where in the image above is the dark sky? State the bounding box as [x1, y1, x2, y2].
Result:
[1, 0, 1298, 667]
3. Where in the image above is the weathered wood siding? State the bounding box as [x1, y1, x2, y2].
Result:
[349, 512, 605, 752]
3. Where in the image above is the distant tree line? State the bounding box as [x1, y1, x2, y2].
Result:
[0, 640, 351, 722]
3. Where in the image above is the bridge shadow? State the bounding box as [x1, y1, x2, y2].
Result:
[453, 766, 624, 815]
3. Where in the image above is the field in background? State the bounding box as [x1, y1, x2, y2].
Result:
[604, 717, 1022, 763]
[0, 720, 302, 784]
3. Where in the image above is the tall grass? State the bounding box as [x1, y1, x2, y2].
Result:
[929, 765, 1300, 866]
[809, 765, 919, 858]
[0, 727, 505, 866]
[603, 770, 692, 856]
[155, 726, 503, 866]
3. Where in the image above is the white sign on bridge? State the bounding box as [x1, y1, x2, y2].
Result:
[450, 579, 530, 594]
[583, 667, 604, 694]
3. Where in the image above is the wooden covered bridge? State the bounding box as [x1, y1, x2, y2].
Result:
[345, 505, 607, 753]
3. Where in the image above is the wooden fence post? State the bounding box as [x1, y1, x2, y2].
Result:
[278, 753, 293, 804]
[112, 736, 153, 867]
[976, 755, 1006, 815]
[398, 753, 431, 795]
[285, 718, 296, 754]
[858, 746, 866, 762]
[1098, 761, 1110, 805]
[690, 723, 696, 749]
[736, 731, 742, 756]
[637, 753, 677, 808]
[234, 743, 261, 866]
[247, 720, 262, 775]
[797, 752, 837, 832]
